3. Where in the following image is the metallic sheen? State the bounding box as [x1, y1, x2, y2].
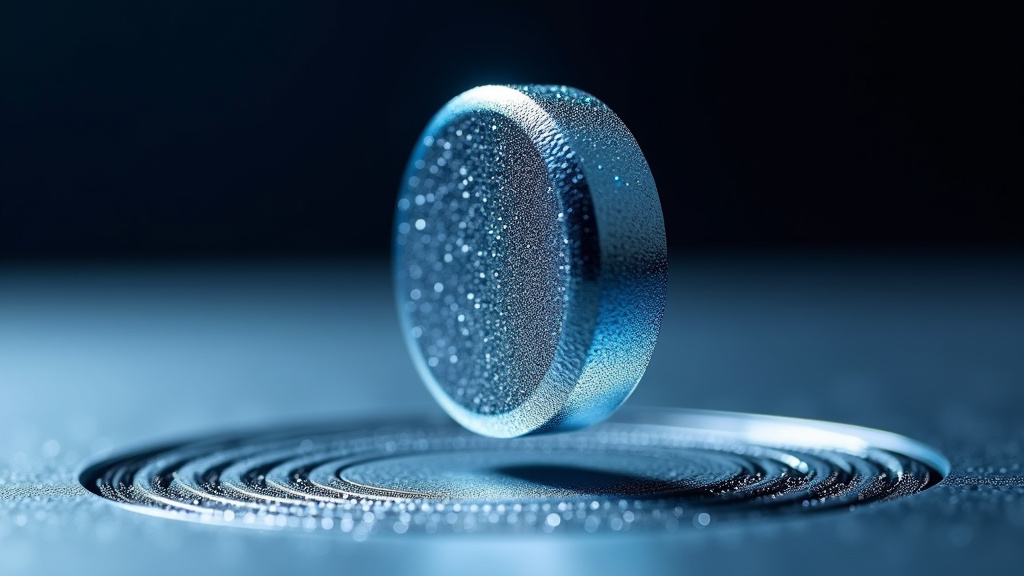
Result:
[79, 408, 948, 535]
[393, 85, 668, 437]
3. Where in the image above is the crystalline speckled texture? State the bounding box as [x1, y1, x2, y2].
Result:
[395, 110, 568, 415]
[394, 85, 667, 437]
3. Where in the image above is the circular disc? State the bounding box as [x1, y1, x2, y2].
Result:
[393, 85, 667, 437]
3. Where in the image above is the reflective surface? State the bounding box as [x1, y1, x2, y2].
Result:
[1, 255, 1022, 574]
[79, 408, 945, 535]
[394, 86, 667, 437]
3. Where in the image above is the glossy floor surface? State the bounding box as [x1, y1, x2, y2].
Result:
[1, 253, 1022, 574]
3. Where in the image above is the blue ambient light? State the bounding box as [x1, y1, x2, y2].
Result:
[393, 85, 667, 437]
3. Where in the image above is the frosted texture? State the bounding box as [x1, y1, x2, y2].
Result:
[394, 85, 668, 437]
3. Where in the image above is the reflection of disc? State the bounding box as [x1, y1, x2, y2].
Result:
[80, 408, 947, 537]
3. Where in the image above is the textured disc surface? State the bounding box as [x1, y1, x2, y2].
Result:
[393, 85, 667, 437]
[79, 408, 948, 537]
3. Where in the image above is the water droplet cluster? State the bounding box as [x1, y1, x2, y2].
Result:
[80, 410, 945, 538]
[395, 110, 568, 415]
[394, 85, 669, 437]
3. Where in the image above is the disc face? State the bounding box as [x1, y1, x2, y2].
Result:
[394, 85, 667, 437]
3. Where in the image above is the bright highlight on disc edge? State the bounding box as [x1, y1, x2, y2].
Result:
[393, 85, 667, 437]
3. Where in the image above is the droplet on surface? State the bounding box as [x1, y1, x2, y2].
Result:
[393, 85, 668, 438]
[79, 408, 947, 538]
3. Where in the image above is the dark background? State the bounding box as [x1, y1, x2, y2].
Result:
[1, 1, 1021, 261]
[1, 5, 1023, 574]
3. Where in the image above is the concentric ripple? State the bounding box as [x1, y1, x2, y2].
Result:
[80, 409, 948, 536]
